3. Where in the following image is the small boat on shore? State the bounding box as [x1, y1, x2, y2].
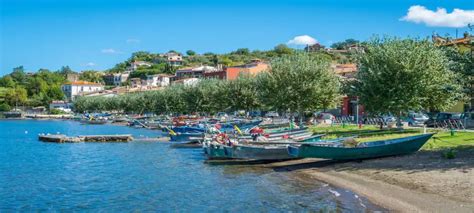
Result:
[288, 133, 434, 160]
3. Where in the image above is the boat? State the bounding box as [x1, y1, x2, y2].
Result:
[170, 132, 204, 142]
[287, 133, 434, 160]
[203, 134, 325, 160]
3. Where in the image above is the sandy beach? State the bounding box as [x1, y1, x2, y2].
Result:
[267, 149, 474, 212]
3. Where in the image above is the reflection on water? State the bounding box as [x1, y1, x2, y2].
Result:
[0, 120, 385, 212]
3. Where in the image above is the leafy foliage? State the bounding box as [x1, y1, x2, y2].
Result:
[353, 37, 465, 115]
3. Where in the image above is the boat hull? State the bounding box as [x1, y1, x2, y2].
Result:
[288, 134, 434, 160]
[225, 144, 295, 160]
[170, 132, 204, 142]
[204, 143, 231, 159]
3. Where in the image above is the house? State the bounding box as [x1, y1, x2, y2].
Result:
[304, 43, 325, 52]
[130, 78, 143, 88]
[164, 52, 183, 66]
[172, 77, 200, 86]
[131, 61, 152, 71]
[49, 100, 72, 112]
[103, 72, 130, 86]
[145, 74, 173, 87]
[224, 59, 269, 80]
[176, 65, 218, 79]
[61, 81, 104, 101]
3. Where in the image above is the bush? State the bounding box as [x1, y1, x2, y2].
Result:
[49, 108, 66, 115]
[0, 103, 11, 112]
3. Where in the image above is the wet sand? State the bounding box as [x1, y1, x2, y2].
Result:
[266, 149, 474, 212]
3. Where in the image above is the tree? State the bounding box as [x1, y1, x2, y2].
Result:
[58, 66, 74, 75]
[273, 44, 294, 55]
[233, 48, 250, 55]
[353, 37, 465, 120]
[186, 50, 196, 56]
[257, 53, 341, 122]
[79, 70, 104, 83]
[0, 76, 16, 88]
[330, 38, 359, 50]
[441, 46, 474, 107]
[224, 76, 260, 112]
[0, 103, 11, 112]
[10, 66, 27, 84]
[4, 87, 28, 107]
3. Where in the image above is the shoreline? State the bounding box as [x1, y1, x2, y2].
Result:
[267, 150, 474, 212]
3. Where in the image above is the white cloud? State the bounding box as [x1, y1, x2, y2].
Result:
[126, 38, 141, 44]
[85, 62, 96, 67]
[101, 48, 122, 54]
[401, 5, 474, 28]
[287, 35, 318, 46]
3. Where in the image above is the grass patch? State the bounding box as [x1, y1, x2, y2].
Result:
[312, 124, 474, 150]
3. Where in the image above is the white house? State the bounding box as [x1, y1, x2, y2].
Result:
[61, 81, 104, 101]
[145, 74, 173, 87]
[172, 77, 200, 86]
[103, 72, 130, 86]
[176, 65, 218, 79]
[49, 100, 72, 113]
[164, 52, 183, 66]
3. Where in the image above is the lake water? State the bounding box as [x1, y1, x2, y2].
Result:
[0, 120, 384, 212]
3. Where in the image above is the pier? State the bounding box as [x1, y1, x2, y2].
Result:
[38, 134, 133, 143]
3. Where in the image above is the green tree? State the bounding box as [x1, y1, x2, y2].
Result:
[0, 76, 16, 88]
[353, 37, 465, 119]
[186, 50, 196, 56]
[257, 53, 340, 122]
[0, 103, 11, 112]
[273, 44, 294, 55]
[79, 70, 104, 83]
[330, 38, 359, 50]
[4, 87, 28, 107]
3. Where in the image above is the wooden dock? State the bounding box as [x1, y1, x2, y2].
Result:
[38, 134, 133, 143]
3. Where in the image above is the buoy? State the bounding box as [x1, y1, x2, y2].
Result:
[25, 131, 28, 134]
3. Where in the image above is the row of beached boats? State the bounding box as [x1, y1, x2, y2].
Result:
[158, 117, 434, 162]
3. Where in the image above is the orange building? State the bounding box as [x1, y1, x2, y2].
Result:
[224, 59, 269, 80]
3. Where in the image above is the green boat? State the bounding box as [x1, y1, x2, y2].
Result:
[288, 133, 434, 160]
[203, 143, 231, 159]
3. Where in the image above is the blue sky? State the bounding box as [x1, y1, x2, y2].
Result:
[0, 0, 473, 74]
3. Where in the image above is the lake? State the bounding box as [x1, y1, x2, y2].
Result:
[0, 120, 384, 212]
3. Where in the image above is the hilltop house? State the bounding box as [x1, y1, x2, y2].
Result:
[61, 81, 104, 101]
[176, 65, 219, 79]
[145, 74, 173, 87]
[103, 72, 130, 86]
[164, 52, 183, 66]
[172, 77, 200, 86]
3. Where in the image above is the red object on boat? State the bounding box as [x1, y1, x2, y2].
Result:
[250, 127, 264, 134]
[215, 124, 222, 129]
[282, 134, 289, 139]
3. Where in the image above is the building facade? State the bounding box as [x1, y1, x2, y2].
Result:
[103, 72, 130, 86]
[224, 59, 269, 80]
[61, 81, 104, 101]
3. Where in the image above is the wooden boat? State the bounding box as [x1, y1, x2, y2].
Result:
[238, 127, 310, 141]
[287, 133, 434, 160]
[203, 143, 230, 159]
[203, 134, 325, 160]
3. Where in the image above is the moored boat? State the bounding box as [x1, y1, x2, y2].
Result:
[288, 133, 434, 160]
